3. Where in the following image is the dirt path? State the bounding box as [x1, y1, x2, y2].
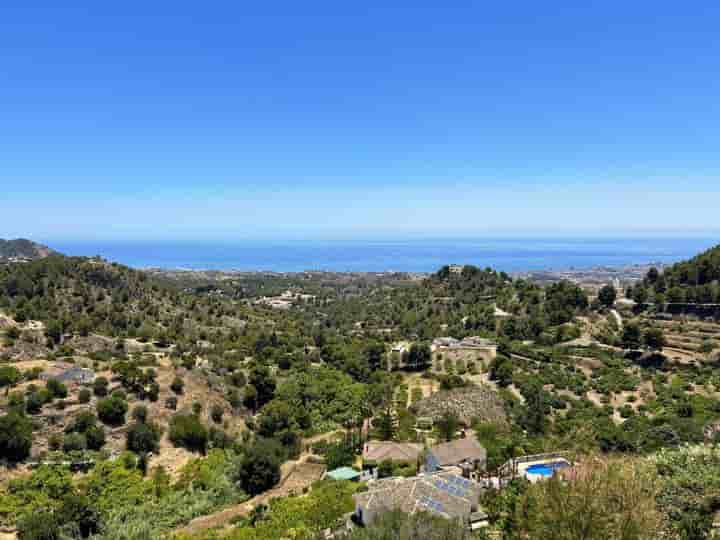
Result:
[173, 457, 326, 536]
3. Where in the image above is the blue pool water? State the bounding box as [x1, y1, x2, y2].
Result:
[525, 461, 570, 477]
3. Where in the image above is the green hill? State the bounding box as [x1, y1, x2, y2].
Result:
[633, 244, 720, 304]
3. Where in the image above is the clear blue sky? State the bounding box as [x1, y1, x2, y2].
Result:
[2, 2, 719, 242]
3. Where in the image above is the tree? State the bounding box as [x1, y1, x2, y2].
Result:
[436, 410, 460, 442]
[521, 381, 548, 435]
[0, 412, 33, 462]
[622, 323, 642, 350]
[96, 396, 128, 426]
[643, 327, 666, 352]
[169, 413, 208, 453]
[489, 355, 514, 387]
[405, 343, 432, 371]
[375, 405, 397, 441]
[131, 404, 148, 423]
[598, 285, 617, 308]
[170, 376, 184, 395]
[364, 341, 386, 372]
[78, 388, 92, 404]
[57, 493, 102, 538]
[243, 384, 259, 412]
[0, 365, 21, 394]
[325, 441, 355, 470]
[63, 432, 87, 452]
[236, 438, 282, 496]
[211, 404, 224, 424]
[126, 422, 160, 454]
[93, 376, 109, 397]
[249, 364, 276, 409]
[46, 378, 68, 399]
[17, 511, 60, 540]
[377, 459, 394, 478]
[85, 425, 106, 451]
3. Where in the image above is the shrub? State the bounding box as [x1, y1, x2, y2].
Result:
[378, 459, 394, 478]
[0, 412, 33, 462]
[165, 396, 178, 410]
[85, 425, 106, 451]
[126, 422, 160, 454]
[65, 411, 98, 434]
[93, 376, 109, 397]
[48, 433, 63, 451]
[132, 404, 148, 423]
[97, 396, 128, 426]
[235, 438, 282, 496]
[169, 413, 208, 453]
[78, 388, 92, 404]
[26, 392, 45, 414]
[211, 404, 224, 423]
[46, 378, 68, 399]
[17, 511, 60, 540]
[63, 432, 87, 452]
[170, 376, 185, 395]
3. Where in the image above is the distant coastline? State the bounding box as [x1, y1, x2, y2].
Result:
[48, 237, 718, 274]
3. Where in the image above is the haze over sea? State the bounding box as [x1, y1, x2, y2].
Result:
[51, 237, 718, 274]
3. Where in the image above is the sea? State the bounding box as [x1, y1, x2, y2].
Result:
[50, 237, 718, 274]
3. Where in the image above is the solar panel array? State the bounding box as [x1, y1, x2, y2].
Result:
[447, 475, 472, 489]
[434, 479, 468, 498]
[420, 495, 445, 513]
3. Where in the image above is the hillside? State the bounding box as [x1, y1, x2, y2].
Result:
[1, 248, 720, 539]
[627, 243, 720, 305]
[0, 238, 55, 261]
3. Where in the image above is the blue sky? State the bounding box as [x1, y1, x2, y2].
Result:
[2, 2, 719, 242]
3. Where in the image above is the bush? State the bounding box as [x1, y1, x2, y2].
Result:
[78, 388, 92, 404]
[48, 433, 63, 451]
[132, 404, 148, 423]
[17, 511, 60, 540]
[63, 432, 87, 452]
[46, 378, 68, 399]
[235, 438, 282, 496]
[65, 411, 98, 434]
[97, 396, 128, 426]
[165, 396, 178, 410]
[93, 376, 109, 397]
[0, 412, 33, 462]
[211, 404, 224, 424]
[85, 425, 106, 451]
[169, 413, 208, 453]
[26, 392, 45, 414]
[378, 459, 394, 478]
[126, 422, 160, 454]
[170, 376, 185, 395]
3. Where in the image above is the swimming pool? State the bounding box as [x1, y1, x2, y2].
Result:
[525, 461, 570, 477]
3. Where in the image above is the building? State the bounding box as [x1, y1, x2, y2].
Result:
[426, 435, 487, 474]
[353, 471, 488, 530]
[362, 441, 423, 470]
[448, 264, 464, 275]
